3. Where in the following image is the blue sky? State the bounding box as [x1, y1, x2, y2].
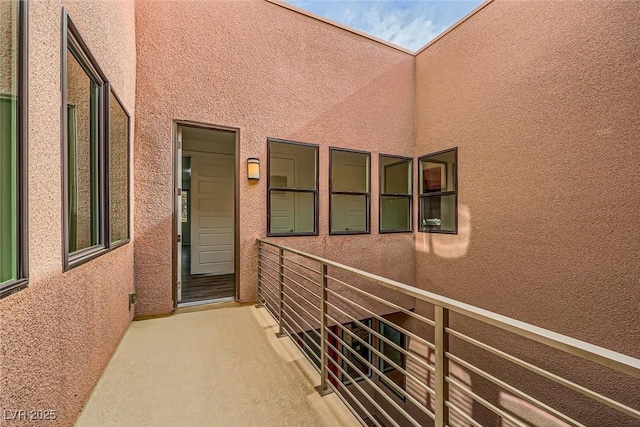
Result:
[286, 0, 484, 51]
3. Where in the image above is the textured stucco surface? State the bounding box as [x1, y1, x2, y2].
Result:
[414, 1, 639, 423]
[76, 305, 359, 426]
[0, 2, 17, 95]
[0, 1, 136, 426]
[134, 0, 416, 316]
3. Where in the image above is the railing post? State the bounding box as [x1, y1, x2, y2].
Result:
[316, 263, 332, 396]
[276, 248, 286, 338]
[255, 243, 263, 308]
[435, 305, 450, 427]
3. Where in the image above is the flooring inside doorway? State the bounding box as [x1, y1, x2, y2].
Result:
[181, 247, 235, 304]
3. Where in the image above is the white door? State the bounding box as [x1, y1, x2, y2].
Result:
[270, 156, 295, 233]
[189, 151, 234, 275]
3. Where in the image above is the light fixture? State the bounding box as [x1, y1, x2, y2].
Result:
[247, 158, 260, 180]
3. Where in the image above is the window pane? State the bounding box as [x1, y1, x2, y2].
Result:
[342, 320, 372, 383]
[109, 91, 129, 244]
[381, 196, 410, 232]
[381, 157, 411, 194]
[270, 191, 315, 234]
[301, 330, 321, 370]
[269, 141, 317, 190]
[380, 322, 405, 393]
[67, 49, 100, 252]
[331, 150, 369, 193]
[268, 141, 318, 236]
[181, 191, 188, 223]
[420, 194, 456, 232]
[420, 150, 455, 193]
[0, 0, 19, 284]
[331, 194, 367, 233]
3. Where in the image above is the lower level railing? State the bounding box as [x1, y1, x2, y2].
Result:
[256, 239, 640, 427]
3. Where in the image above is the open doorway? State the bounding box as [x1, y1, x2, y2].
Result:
[175, 122, 238, 307]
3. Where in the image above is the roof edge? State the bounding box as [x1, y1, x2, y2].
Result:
[265, 0, 414, 56]
[414, 0, 494, 56]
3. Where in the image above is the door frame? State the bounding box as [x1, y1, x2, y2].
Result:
[172, 120, 240, 308]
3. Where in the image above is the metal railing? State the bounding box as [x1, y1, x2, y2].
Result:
[256, 239, 640, 427]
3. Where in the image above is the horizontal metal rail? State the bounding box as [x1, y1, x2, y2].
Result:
[327, 301, 435, 374]
[328, 323, 436, 418]
[258, 240, 640, 377]
[326, 273, 435, 327]
[281, 254, 322, 276]
[446, 352, 585, 427]
[327, 286, 436, 352]
[280, 279, 321, 312]
[280, 264, 322, 291]
[325, 338, 418, 427]
[256, 239, 640, 427]
[328, 313, 435, 398]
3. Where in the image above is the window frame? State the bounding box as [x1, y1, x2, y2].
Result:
[340, 318, 373, 385]
[418, 147, 458, 234]
[61, 11, 131, 271]
[0, 0, 29, 300]
[379, 154, 413, 234]
[378, 321, 407, 401]
[107, 87, 131, 249]
[266, 138, 319, 237]
[329, 147, 371, 235]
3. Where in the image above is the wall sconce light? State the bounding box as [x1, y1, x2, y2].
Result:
[247, 158, 260, 180]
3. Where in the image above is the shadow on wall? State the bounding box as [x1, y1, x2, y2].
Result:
[288, 58, 414, 152]
[416, 205, 471, 259]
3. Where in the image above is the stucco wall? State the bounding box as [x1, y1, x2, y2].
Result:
[134, 0, 416, 316]
[0, 1, 136, 426]
[0, 1, 17, 95]
[414, 0, 639, 423]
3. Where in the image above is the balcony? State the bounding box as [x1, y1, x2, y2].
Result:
[76, 240, 640, 427]
[75, 302, 358, 426]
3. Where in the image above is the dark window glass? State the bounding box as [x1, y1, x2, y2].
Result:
[380, 155, 412, 232]
[301, 329, 322, 370]
[268, 140, 318, 236]
[379, 322, 406, 398]
[67, 48, 101, 252]
[109, 91, 129, 245]
[1, 0, 26, 295]
[341, 319, 372, 384]
[330, 149, 370, 234]
[419, 148, 457, 233]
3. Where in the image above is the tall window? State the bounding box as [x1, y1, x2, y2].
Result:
[341, 319, 373, 384]
[109, 90, 130, 246]
[380, 155, 412, 233]
[379, 321, 406, 399]
[268, 139, 318, 236]
[0, 0, 27, 298]
[419, 148, 458, 233]
[63, 13, 131, 269]
[66, 40, 102, 254]
[330, 148, 370, 234]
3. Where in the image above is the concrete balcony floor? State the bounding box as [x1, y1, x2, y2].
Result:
[75, 303, 358, 427]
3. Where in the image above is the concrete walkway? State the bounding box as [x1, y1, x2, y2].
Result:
[75, 304, 358, 427]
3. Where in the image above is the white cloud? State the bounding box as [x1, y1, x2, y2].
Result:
[354, 3, 441, 50]
[288, 0, 482, 51]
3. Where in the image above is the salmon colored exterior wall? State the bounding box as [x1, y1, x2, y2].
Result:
[414, 1, 639, 423]
[415, 0, 639, 360]
[2, 0, 639, 424]
[0, 1, 136, 425]
[133, 0, 416, 316]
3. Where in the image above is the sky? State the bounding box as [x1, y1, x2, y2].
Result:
[286, 0, 484, 52]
